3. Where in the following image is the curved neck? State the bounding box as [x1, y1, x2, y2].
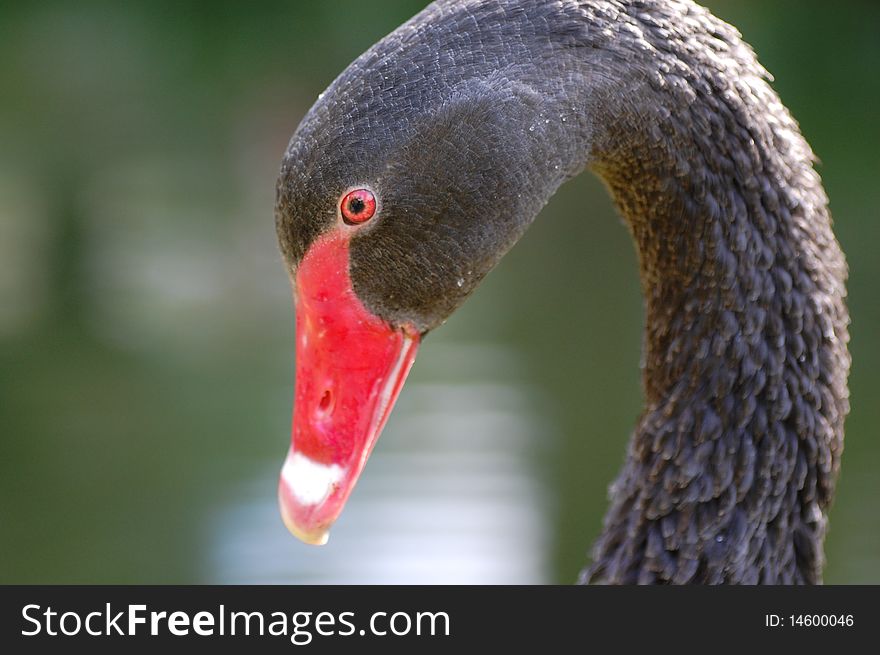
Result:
[484, 0, 851, 583]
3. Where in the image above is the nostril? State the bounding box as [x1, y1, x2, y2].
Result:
[317, 389, 333, 415]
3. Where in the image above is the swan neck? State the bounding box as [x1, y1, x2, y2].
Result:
[557, 3, 851, 583]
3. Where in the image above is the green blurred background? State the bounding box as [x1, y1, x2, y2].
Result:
[1, 0, 877, 583]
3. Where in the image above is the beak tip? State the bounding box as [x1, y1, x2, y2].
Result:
[278, 484, 332, 546]
[284, 519, 331, 546]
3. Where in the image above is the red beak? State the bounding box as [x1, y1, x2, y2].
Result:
[278, 231, 420, 545]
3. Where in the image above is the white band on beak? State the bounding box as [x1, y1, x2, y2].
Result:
[281, 450, 344, 506]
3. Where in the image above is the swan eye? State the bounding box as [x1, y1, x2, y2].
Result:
[340, 188, 377, 224]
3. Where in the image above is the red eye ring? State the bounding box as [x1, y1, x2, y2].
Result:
[340, 188, 377, 225]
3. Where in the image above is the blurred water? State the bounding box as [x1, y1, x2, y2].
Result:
[208, 347, 554, 584]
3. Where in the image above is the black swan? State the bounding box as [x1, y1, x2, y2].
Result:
[273, 0, 850, 584]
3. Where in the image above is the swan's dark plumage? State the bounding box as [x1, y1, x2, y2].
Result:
[275, 0, 850, 583]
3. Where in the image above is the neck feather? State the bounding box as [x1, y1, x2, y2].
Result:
[554, 1, 851, 583]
